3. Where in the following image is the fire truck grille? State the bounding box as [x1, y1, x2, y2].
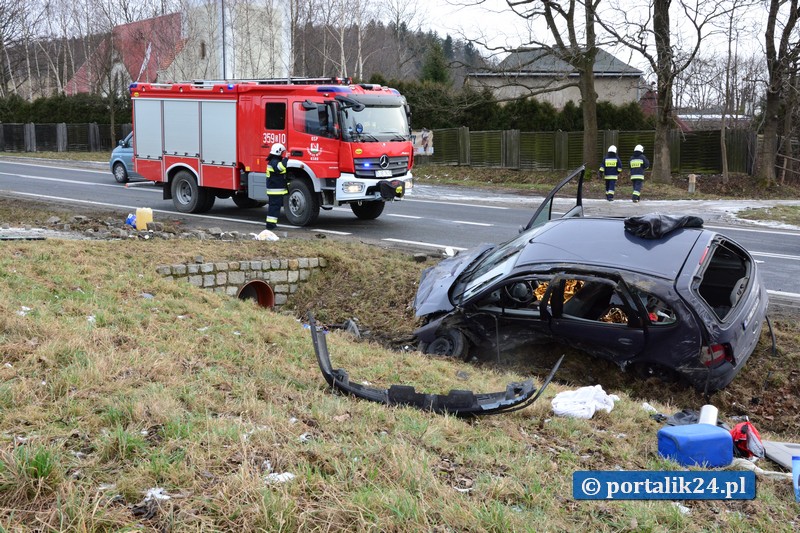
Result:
[354, 156, 409, 179]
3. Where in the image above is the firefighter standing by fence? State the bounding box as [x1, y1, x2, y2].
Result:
[266, 143, 289, 230]
[599, 145, 622, 201]
[629, 144, 650, 203]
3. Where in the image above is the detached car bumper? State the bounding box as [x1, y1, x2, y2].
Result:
[308, 313, 563, 416]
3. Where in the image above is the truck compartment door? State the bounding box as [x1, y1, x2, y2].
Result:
[133, 99, 163, 160]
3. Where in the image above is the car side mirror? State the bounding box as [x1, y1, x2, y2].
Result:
[118, 140, 124, 146]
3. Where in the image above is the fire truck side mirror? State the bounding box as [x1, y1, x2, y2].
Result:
[302, 100, 317, 111]
[335, 95, 364, 112]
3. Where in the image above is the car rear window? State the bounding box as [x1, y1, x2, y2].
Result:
[696, 239, 751, 320]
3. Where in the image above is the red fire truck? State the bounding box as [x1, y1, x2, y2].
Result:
[130, 77, 414, 226]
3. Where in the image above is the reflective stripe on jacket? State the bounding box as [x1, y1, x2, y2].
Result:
[599, 154, 622, 178]
[630, 152, 650, 179]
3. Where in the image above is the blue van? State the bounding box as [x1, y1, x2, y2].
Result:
[109, 132, 141, 183]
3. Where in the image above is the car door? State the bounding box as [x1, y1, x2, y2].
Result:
[539, 273, 647, 363]
[521, 164, 585, 232]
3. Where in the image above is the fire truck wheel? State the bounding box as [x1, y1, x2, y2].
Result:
[232, 193, 267, 209]
[171, 171, 205, 213]
[112, 162, 129, 184]
[284, 180, 320, 226]
[197, 192, 216, 213]
[350, 201, 385, 220]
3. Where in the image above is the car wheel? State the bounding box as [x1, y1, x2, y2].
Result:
[420, 329, 470, 360]
[171, 171, 206, 213]
[112, 162, 129, 184]
[232, 193, 267, 209]
[350, 201, 385, 220]
[284, 179, 320, 226]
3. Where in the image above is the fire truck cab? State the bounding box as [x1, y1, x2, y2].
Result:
[130, 77, 414, 226]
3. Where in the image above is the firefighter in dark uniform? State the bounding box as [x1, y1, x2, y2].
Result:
[599, 145, 622, 201]
[629, 144, 650, 203]
[265, 142, 288, 230]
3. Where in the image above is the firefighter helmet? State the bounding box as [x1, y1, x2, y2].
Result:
[608, 145, 617, 154]
[634, 144, 644, 153]
[269, 143, 286, 156]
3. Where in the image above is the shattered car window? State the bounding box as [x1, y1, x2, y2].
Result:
[561, 280, 631, 324]
[631, 289, 678, 325]
[452, 228, 551, 305]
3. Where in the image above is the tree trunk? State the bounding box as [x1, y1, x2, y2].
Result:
[651, 0, 673, 184]
[579, 68, 599, 170]
[758, 89, 780, 183]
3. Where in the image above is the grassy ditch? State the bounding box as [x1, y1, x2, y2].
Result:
[736, 205, 800, 227]
[0, 200, 799, 531]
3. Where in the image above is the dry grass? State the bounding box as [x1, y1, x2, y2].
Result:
[1, 164, 800, 530]
[736, 205, 800, 227]
[1, 197, 799, 531]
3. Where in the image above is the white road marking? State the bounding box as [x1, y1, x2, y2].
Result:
[767, 290, 800, 300]
[751, 251, 800, 261]
[0, 172, 150, 190]
[0, 191, 280, 226]
[0, 160, 108, 174]
[310, 229, 352, 235]
[453, 220, 493, 227]
[405, 198, 508, 210]
[706, 224, 800, 237]
[382, 238, 468, 251]
[387, 213, 422, 219]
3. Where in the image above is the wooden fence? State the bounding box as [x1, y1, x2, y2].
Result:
[430, 127, 757, 175]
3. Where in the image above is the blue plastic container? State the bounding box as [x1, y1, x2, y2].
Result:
[657, 424, 733, 467]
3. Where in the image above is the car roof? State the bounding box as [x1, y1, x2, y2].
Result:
[516, 217, 706, 280]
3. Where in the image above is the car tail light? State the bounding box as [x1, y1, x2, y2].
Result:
[699, 246, 709, 265]
[701, 343, 733, 367]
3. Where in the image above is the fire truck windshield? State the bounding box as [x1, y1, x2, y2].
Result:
[340, 105, 409, 143]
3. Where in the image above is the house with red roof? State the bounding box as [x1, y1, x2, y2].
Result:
[65, 4, 291, 97]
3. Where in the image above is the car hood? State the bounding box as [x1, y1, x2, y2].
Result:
[414, 244, 496, 317]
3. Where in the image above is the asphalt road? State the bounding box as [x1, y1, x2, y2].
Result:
[1, 157, 799, 307]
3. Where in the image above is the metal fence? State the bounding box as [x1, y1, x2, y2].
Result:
[0, 123, 132, 153]
[430, 127, 757, 175]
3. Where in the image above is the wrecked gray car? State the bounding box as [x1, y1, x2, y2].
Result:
[413, 166, 768, 393]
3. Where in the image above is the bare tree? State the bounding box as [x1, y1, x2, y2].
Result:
[350, 0, 376, 81]
[757, 0, 800, 183]
[381, 0, 425, 79]
[599, 0, 734, 183]
[453, 1, 603, 169]
[0, 0, 36, 96]
[716, 0, 760, 184]
[524, 0, 603, 169]
[288, 0, 314, 76]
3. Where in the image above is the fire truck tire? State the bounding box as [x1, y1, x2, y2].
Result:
[232, 193, 267, 209]
[284, 179, 320, 226]
[197, 191, 216, 213]
[350, 201, 385, 220]
[171, 171, 204, 213]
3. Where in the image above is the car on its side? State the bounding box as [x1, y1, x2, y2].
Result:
[109, 132, 141, 183]
[413, 166, 768, 393]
